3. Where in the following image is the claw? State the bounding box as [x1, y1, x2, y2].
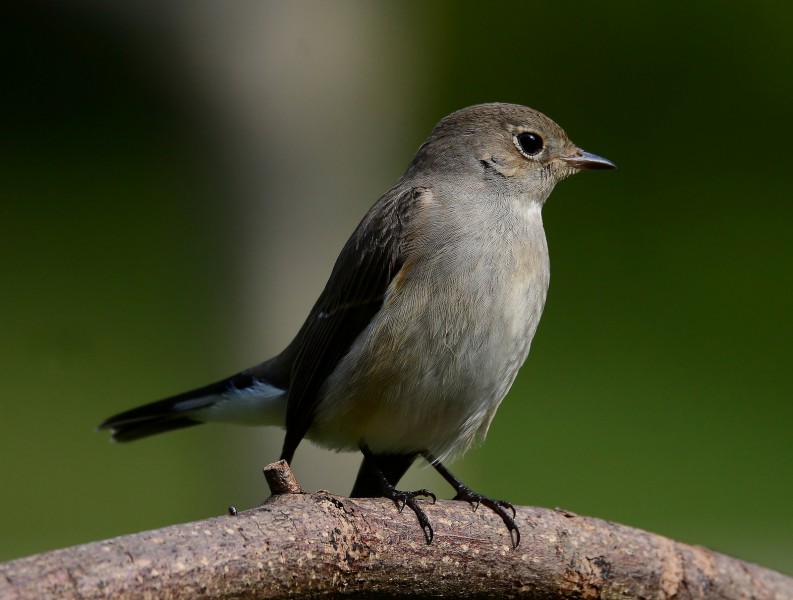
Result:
[495, 499, 517, 518]
[509, 525, 521, 548]
[387, 490, 435, 544]
[427, 455, 523, 548]
[476, 496, 520, 548]
[405, 496, 434, 545]
[455, 493, 481, 511]
[421, 523, 434, 545]
[452, 488, 522, 547]
[417, 489, 437, 504]
[356, 448, 438, 544]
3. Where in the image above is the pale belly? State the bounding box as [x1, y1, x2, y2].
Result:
[309, 235, 549, 460]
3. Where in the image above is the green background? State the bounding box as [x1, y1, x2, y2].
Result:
[2, 1, 791, 574]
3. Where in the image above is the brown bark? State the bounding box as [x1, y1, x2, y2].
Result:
[1, 462, 791, 599]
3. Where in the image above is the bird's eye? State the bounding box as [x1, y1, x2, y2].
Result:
[516, 132, 544, 157]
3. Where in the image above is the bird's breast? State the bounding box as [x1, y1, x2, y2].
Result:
[311, 200, 550, 459]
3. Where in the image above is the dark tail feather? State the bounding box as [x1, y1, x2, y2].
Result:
[98, 353, 290, 443]
[97, 374, 250, 443]
[103, 415, 204, 442]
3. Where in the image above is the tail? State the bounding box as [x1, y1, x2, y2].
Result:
[97, 370, 287, 443]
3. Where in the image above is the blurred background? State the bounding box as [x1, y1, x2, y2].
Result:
[2, 0, 791, 573]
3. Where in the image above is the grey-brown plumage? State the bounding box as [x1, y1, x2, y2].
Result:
[99, 103, 615, 545]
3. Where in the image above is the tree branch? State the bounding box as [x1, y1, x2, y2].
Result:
[2, 461, 791, 599]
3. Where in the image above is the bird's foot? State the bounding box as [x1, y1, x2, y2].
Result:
[383, 486, 437, 544]
[452, 485, 520, 547]
[424, 453, 522, 547]
[354, 448, 437, 543]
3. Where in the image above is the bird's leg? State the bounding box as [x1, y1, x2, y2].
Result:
[358, 446, 437, 544]
[423, 452, 521, 547]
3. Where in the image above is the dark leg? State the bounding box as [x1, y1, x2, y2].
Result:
[423, 452, 521, 547]
[351, 452, 417, 497]
[353, 447, 437, 544]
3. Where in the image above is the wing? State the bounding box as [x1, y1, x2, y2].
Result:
[279, 185, 427, 463]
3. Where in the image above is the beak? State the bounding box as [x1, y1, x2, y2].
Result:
[562, 150, 616, 171]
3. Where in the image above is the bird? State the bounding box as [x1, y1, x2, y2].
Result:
[98, 102, 615, 546]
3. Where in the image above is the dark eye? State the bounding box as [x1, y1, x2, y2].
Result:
[516, 132, 544, 156]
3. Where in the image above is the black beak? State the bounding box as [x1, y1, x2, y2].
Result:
[562, 150, 616, 170]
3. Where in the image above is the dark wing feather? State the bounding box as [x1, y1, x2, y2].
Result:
[279, 186, 425, 462]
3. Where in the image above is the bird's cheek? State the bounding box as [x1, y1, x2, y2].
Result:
[479, 153, 520, 178]
[547, 160, 574, 181]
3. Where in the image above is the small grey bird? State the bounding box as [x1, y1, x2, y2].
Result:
[99, 103, 615, 546]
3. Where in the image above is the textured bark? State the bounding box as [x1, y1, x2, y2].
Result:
[1, 465, 791, 599]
